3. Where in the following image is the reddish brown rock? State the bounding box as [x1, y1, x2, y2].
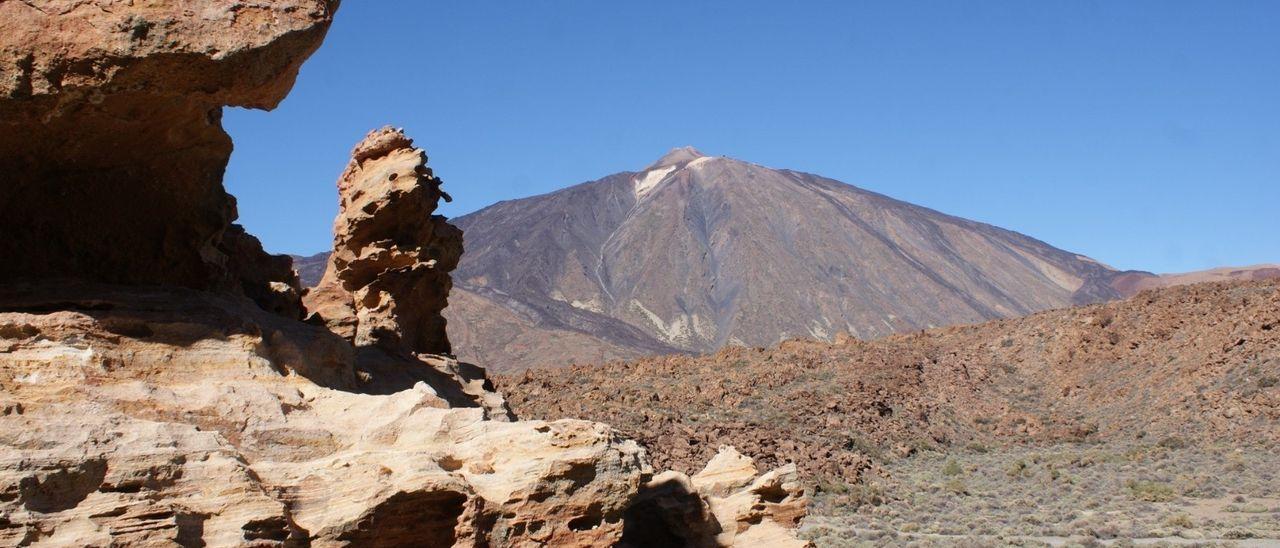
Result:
[500, 279, 1280, 485]
[0, 0, 337, 304]
[304, 127, 462, 356]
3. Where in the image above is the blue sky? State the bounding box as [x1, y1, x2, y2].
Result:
[225, 1, 1279, 273]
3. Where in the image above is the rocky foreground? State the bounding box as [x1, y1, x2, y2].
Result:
[501, 279, 1280, 484]
[0, 2, 809, 546]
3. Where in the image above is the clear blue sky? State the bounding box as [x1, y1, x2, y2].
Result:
[225, 1, 1278, 273]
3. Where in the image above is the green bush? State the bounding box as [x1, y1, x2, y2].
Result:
[942, 459, 963, 477]
[1126, 480, 1178, 502]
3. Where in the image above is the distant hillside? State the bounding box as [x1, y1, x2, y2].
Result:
[1110, 264, 1280, 297]
[290, 252, 329, 289]
[498, 279, 1280, 482]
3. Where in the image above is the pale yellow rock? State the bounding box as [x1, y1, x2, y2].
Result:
[696, 448, 811, 548]
[627, 447, 812, 547]
[0, 283, 811, 546]
[0, 284, 644, 546]
[691, 445, 759, 496]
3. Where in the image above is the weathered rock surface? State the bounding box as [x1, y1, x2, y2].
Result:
[0, 283, 647, 545]
[304, 127, 462, 357]
[622, 446, 810, 548]
[0, 0, 334, 303]
[0, 283, 809, 546]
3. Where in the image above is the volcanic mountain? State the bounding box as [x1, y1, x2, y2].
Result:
[434, 147, 1135, 371]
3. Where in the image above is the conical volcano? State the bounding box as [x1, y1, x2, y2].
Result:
[443, 149, 1125, 371]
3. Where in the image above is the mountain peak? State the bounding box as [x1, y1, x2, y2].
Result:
[646, 146, 705, 170]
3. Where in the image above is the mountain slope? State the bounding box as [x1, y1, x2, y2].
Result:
[447, 147, 1125, 371]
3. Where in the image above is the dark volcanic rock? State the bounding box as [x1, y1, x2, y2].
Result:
[448, 147, 1129, 372]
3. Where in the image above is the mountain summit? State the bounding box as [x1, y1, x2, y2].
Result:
[444, 149, 1129, 371]
[646, 146, 705, 170]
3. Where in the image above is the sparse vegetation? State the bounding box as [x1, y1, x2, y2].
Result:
[941, 459, 963, 477]
[802, 443, 1280, 546]
[1127, 480, 1178, 502]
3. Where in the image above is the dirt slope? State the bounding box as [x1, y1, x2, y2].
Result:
[499, 280, 1280, 483]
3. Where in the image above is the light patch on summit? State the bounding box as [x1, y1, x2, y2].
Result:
[685, 156, 715, 169]
[633, 165, 677, 199]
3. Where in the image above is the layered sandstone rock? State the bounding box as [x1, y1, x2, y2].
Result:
[0, 0, 334, 305]
[0, 283, 652, 546]
[304, 127, 462, 356]
[0, 283, 811, 546]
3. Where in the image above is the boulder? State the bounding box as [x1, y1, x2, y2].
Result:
[622, 446, 811, 547]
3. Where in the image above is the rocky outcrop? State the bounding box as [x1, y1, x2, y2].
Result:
[622, 446, 810, 547]
[0, 282, 812, 545]
[304, 127, 462, 356]
[0, 0, 334, 306]
[0, 283, 652, 546]
[299, 127, 508, 418]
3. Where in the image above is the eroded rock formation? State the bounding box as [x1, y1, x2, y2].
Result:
[623, 446, 810, 547]
[0, 283, 652, 546]
[298, 127, 511, 419]
[0, 0, 330, 308]
[304, 127, 462, 356]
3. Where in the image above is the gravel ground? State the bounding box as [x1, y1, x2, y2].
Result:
[801, 442, 1280, 547]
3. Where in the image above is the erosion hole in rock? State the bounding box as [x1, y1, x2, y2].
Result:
[242, 516, 292, 542]
[437, 455, 463, 472]
[20, 458, 108, 513]
[620, 477, 720, 547]
[561, 461, 598, 491]
[175, 512, 210, 548]
[0, 323, 39, 339]
[755, 483, 790, 504]
[337, 490, 467, 547]
[567, 503, 604, 531]
[101, 319, 155, 339]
